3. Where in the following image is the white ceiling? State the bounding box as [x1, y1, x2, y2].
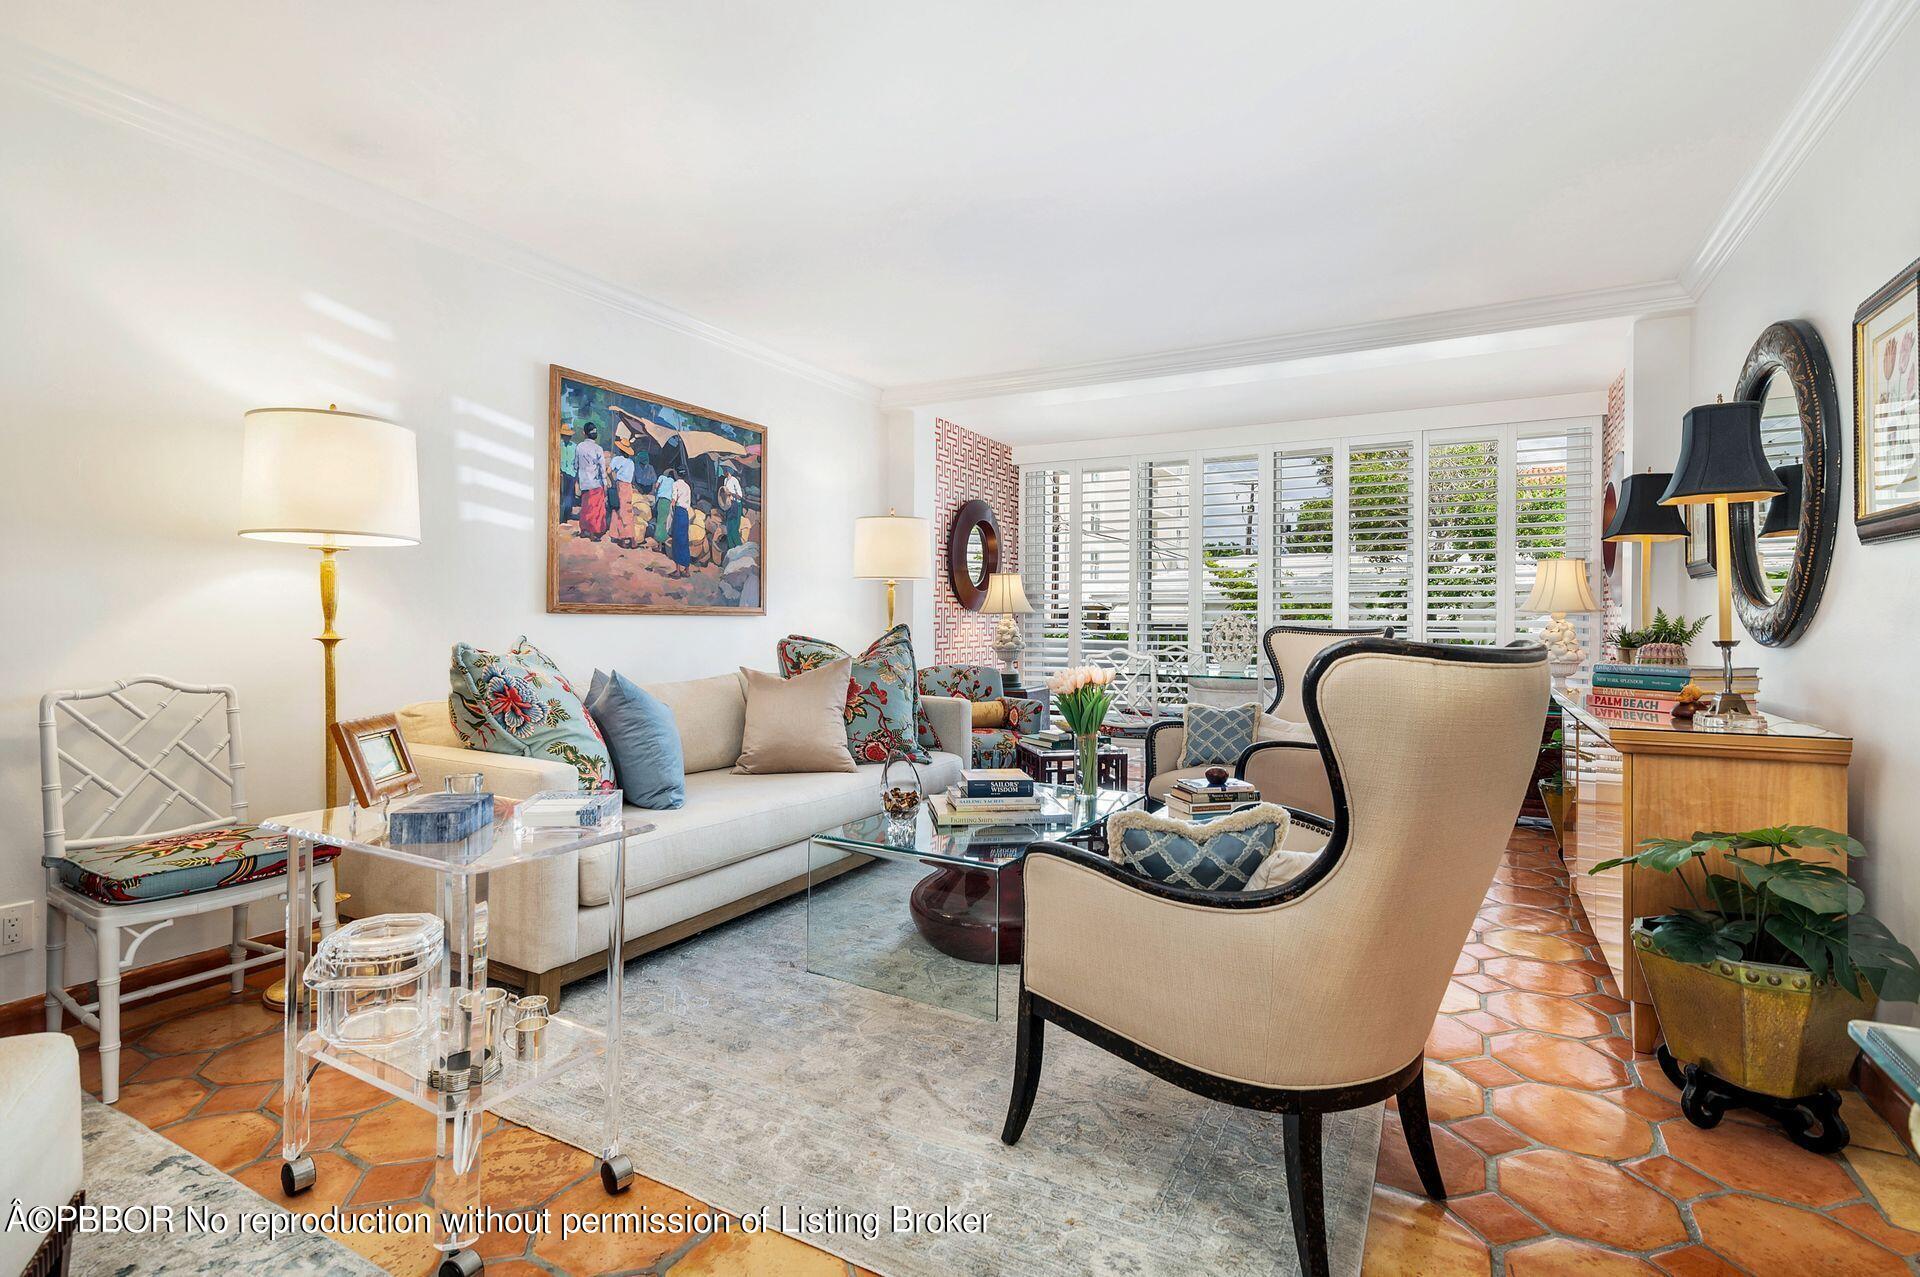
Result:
[1, 0, 1858, 398]
[949, 320, 1633, 448]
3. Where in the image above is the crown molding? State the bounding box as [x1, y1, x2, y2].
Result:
[881, 279, 1693, 408]
[0, 40, 882, 405]
[1681, 0, 1920, 296]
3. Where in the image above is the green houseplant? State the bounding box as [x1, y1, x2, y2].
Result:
[1607, 623, 1652, 664]
[1594, 825, 1920, 1150]
[1633, 608, 1709, 666]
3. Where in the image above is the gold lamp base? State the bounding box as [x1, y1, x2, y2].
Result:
[263, 892, 347, 1011]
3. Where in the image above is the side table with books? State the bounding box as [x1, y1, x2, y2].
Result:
[1162, 773, 1263, 821]
[1014, 736, 1130, 789]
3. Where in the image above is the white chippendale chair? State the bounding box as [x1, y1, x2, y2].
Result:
[38, 676, 338, 1102]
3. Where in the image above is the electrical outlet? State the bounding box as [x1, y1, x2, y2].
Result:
[0, 902, 32, 956]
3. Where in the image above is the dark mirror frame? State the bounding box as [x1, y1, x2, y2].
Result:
[946, 499, 1000, 610]
[1727, 319, 1839, 646]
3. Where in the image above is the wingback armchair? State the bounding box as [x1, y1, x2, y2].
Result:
[1004, 637, 1548, 1277]
[1140, 623, 1394, 819]
[917, 663, 1047, 769]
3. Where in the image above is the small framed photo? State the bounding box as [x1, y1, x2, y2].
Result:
[1684, 502, 1716, 578]
[1855, 257, 1920, 543]
[330, 713, 420, 808]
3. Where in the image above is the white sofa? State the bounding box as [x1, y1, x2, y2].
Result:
[0, 1033, 83, 1276]
[338, 672, 971, 1007]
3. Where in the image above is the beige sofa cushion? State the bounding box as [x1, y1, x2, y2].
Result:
[734, 662, 857, 775]
[642, 672, 748, 774]
[397, 699, 463, 749]
[578, 749, 965, 905]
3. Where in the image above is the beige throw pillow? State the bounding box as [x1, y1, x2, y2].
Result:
[734, 661, 859, 775]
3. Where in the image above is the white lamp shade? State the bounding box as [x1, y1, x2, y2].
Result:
[237, 407, 421, 547]
[1521, 558, 1599, 615]
[852, 513, 931, 580]
[981, 572, 1033, 615]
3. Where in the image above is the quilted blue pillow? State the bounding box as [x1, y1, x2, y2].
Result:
[1180, 702, 1258, 767]
[1106, 804, 1290, 892]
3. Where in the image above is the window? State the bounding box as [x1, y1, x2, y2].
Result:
[1017, 415, 1598, 667]
[1348, 442, 1414, 633]
[1272, 449, 1335, 624]
[1200, 455, 1260, 663]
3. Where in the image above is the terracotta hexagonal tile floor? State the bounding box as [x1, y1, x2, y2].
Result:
[17, 824, 1920, 1275]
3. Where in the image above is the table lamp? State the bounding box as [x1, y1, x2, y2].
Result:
[1604, 470, 1688, 629]
[1660, 400, 1783, 722]
[239, 406, 421, 806]
[981, 571, 1035, 676]
[1521, 558, 1599, 688]
[1760, 463, 1804, 538]
[852, 509, 930, 628]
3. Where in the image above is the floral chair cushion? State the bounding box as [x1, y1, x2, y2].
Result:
[919, 664, 1006, 702]
[778, 623, 928, 764]
[969, 727, 1021, 770]
[52, 825, 342, 905]
[450, 637, 614, 792]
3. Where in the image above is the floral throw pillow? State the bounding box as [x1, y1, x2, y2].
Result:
[777, 623, 929, 764]
[449, 637, 614, 792]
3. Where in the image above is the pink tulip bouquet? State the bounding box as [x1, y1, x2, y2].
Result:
[1047, 666, 1115, 794]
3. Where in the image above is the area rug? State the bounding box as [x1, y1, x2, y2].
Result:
[77, 1099, 380, 1276]
[497, 857, 1380, 1276]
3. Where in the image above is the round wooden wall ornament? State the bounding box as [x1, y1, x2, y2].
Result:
[947, 499, 1000, 611]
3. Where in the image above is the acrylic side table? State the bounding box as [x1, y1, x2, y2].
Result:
[261, 804, 650, 1277]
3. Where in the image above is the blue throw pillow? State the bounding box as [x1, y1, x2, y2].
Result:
[586, 670, 686, 810]
[1180, 702, 1258, 767]
[1106, 805, 1289, 892]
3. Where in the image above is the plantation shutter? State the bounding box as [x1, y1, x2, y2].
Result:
[1200, 455, 1261, 667]
[1138, 459, 1191, 663]
[1077, 465, 1133, 665]
[1272, 448, 1335, 624]
[1514, 423, 1598, 653]
[1020, 467, 1071, 677]
[1424, 435, 1502, 643]
[1347, 442, 1413, 632]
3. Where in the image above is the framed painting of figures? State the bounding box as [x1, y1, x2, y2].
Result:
[547, 365, 767, 614]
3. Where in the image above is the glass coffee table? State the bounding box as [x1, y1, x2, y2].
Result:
[806, 784, 1142, 1020]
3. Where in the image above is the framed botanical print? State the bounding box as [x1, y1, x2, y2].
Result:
[1854, 257, 1920, 543]
[1684, 501, 1716, 578]
[547, 365, 767, 614]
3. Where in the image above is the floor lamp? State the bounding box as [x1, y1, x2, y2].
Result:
[1604, 470, 1687, 629]
[238, 406, 421, 807]
[853, 509, 931, 629]
[1659, 400, 1783, 723]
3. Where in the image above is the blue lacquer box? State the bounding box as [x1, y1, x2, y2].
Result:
[386, 792, 494, 844]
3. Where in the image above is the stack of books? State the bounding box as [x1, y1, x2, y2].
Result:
[1586, 662, 1760, 724]
[1166, 776, 1260, 820]
[933, 769, 1050, 825]
[1023, 727, 1071, 749]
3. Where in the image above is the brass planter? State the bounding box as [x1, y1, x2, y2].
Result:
[1633, 920, 1874, 1099]
[1537, 778, 1569, 852]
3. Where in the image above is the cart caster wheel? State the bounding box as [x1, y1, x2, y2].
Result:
[600, 1153, 635, 1194]
[280, 1156, 316, 1196]
[436, 1248, 483, 1277]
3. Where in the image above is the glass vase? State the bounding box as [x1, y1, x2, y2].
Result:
[1074, 731, 1101, 797]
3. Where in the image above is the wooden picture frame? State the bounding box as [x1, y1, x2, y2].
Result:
[547, 364, 768, 614]
[1853, 257, 1920, 544]
[1684, 501, 1716, 578]
[330, 713, 420, 808]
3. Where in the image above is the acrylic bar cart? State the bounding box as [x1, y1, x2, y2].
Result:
[262, 803, 647, 1277]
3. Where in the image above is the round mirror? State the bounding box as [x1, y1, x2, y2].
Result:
[1728, 320, 1839, 646]
[946, 499, 1000, 610]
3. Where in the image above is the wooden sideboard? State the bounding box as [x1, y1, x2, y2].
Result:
[1555, 689, 1854, 1052]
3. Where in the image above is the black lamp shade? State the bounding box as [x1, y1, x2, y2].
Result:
[1760, 462, 1804, 538]
[1605, 471, 1688, 542]
[1660, 400, 1787, 505]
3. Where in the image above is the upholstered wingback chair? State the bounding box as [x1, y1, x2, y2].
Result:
[1139, 623, 1396, 818]
[917, 663, 1046, 769]
[1004, 637, 1548, 1277]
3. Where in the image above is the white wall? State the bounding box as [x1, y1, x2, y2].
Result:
[0, 85, 887, 1003]
[1663, 19, 1920, 1001]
